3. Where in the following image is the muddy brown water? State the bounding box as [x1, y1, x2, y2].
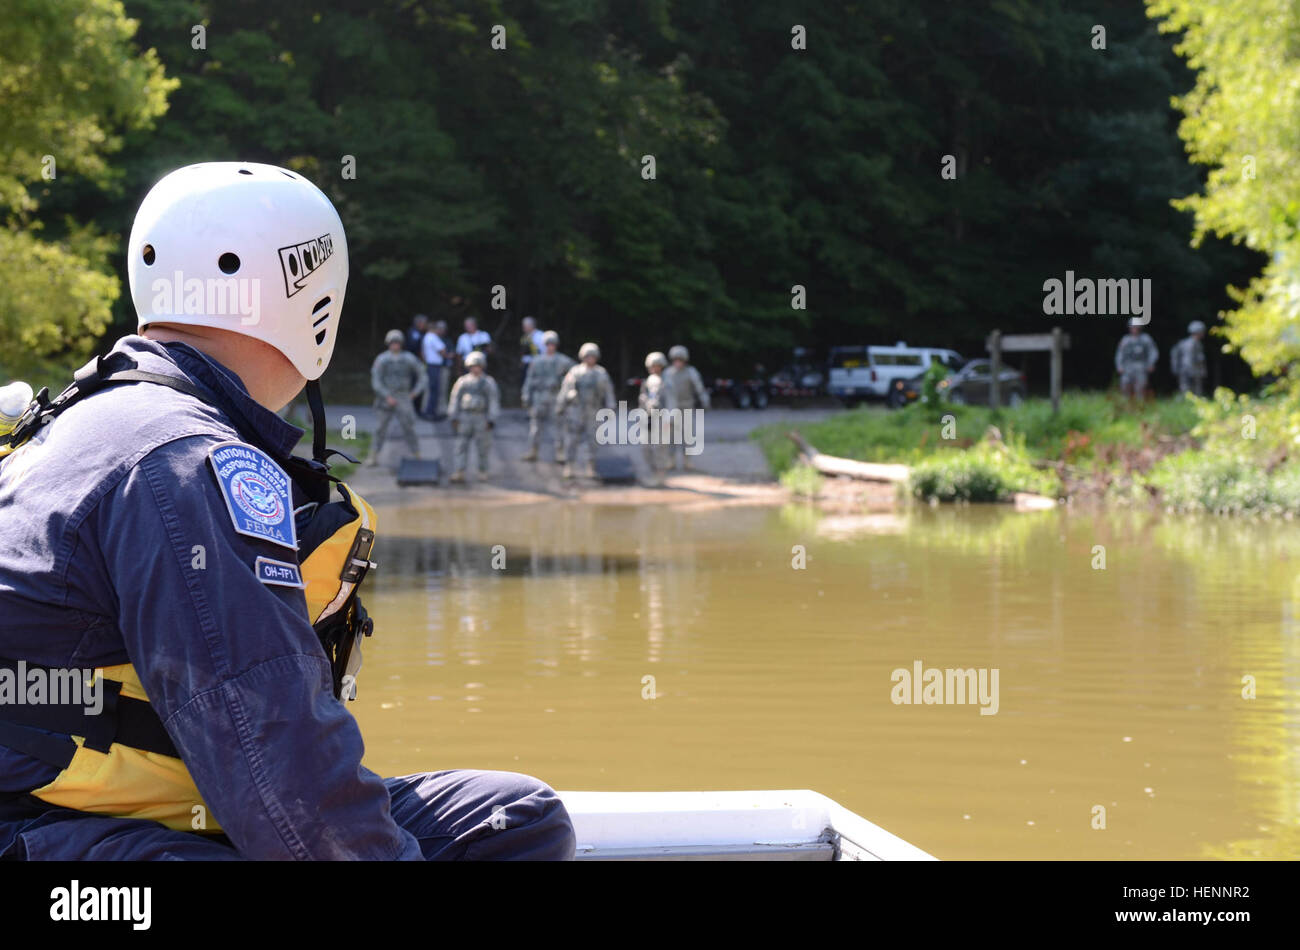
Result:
[350, 500, 1300, 859]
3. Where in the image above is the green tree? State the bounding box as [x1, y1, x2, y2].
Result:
[1148, 0, 1300, 381]
[0, 0, 173, 382]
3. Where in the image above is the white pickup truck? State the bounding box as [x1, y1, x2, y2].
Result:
[828, 342, 963, 406]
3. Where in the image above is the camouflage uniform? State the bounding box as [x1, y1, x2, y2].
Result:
[371, 348, 427, 458]
[448, 370, 501, 477]
[1170, 335, 1207, 395]
[640, 356, 672, 478]
[522, 351, 575, 461]
[1114, 331, 1158, 397]
[556, 358, 614, 477]
[662, 356, 709, 470]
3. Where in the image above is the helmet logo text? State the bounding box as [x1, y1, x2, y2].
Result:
[278, 233, 335, 298]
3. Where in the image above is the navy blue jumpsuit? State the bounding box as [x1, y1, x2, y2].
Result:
[0, 336, 575, 860]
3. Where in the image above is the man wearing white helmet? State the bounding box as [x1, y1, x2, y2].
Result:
[520, 330, 574, 463]
[0, 163, 574, 861]
[1115, 318, 1159, 402]
[556, 342, 614, 478]
[446, 350, 500, 482]
[662, 344, 710, 470]
[1170, 320, 1208, 395]
[368, 329, 426, 464]
[640, 352, 672, 483]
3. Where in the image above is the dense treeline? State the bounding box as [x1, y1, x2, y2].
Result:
[7, 0, 1264, 393]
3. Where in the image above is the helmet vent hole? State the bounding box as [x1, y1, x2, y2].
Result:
[281, 171, 296, 179]
[218, 252, 240, 274]
[238, 168, 253, 175]
[141, 244, 156, 265]
[312, 297, 332, 327]
[315, 329, 328, 346]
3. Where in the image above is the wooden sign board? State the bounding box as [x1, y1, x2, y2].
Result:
[984, 329, 1070, 414]
[986, 333, 1071, 353]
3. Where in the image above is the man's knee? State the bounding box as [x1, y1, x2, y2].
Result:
[389, 770, 576, 860]
[467, 771, 573, 859]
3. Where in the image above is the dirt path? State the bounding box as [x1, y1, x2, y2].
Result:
[319, 403, 843, 509]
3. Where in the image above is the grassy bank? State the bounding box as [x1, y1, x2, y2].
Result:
[754, 390, 1300, 513]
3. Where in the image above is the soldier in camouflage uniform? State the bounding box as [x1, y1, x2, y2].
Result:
[640, 351, 671, 484]
[521, 330, 574, 462]
[661, 344, 710, 470]
[447, 350, 500, 482]
[1170, 320, 1208, 396]
[1114, 318, 1159, 402]
[368, 328, 427, 465]
[556, 342, 614, 479]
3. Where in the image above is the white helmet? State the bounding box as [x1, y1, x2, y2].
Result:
[128, 162, 348, 381]
[1188, 320, 1207, 335]
[669, 344, 689, 362]
[465, 350, 487, 368]
[542, 330, 560, 346]
[579, 342, 600, 360]
[646, 351, 667, 370]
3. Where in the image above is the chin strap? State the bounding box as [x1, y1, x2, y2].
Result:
[302, 379, 358, 466]
[305, 379, 328, 463]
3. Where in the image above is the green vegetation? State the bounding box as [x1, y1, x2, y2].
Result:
[757, 388, 1300, 513]
[1148, 0, 1300, 386]
[1141, 387, 1300, 514]
[754, 392, 1197, 472]
[2, 0, 1263, 393]
[910, 441, 1059, 503]
[778, 464, 823, 498]
[0, 0, 173, 382]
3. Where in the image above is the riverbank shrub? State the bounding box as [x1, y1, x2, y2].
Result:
[754, 392, 1198, 474]
[779, 463, 824, 497]
[1138, 387, 1300, 514]
[909, 441, 1059, 502]
[1144, 451, 1300, 515]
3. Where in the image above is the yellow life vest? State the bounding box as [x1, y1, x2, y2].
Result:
[0, 481, 376, 833]
[0, 356, 379, 833]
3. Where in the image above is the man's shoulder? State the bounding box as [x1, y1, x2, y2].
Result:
[5, 382, 246, 521]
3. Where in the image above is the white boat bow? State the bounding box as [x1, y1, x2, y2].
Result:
[557, 790, 935, 861]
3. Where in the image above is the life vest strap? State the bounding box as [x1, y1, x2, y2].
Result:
[0, 720, 77, 771]
[0, 659, 180, 764]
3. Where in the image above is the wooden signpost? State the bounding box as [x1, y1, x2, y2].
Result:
[985, 328, 1070, 413]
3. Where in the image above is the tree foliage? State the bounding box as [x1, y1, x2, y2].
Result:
[1148, 0, 1300, 381]
[3, 0, 1265, 394]
[0, 0, 173, 380]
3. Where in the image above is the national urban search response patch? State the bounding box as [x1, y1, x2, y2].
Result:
[207, 441, 297, 550]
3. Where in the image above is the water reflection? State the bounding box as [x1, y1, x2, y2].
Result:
[353, 499, 1300, 859]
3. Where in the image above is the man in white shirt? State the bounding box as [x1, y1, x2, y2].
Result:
[455, 317, 492, 375]
[520, 317, 545, 363]
[420, 321, 448, 420]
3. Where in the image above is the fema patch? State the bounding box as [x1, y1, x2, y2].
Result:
[254, 556, 305, 588]
[207, 441, 297, 550]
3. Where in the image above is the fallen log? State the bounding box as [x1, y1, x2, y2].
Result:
[787, 431, 910, 483]
[786, 430, 1059, 508]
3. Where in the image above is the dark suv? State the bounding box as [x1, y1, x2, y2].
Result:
[889, 359, 1027, 408]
